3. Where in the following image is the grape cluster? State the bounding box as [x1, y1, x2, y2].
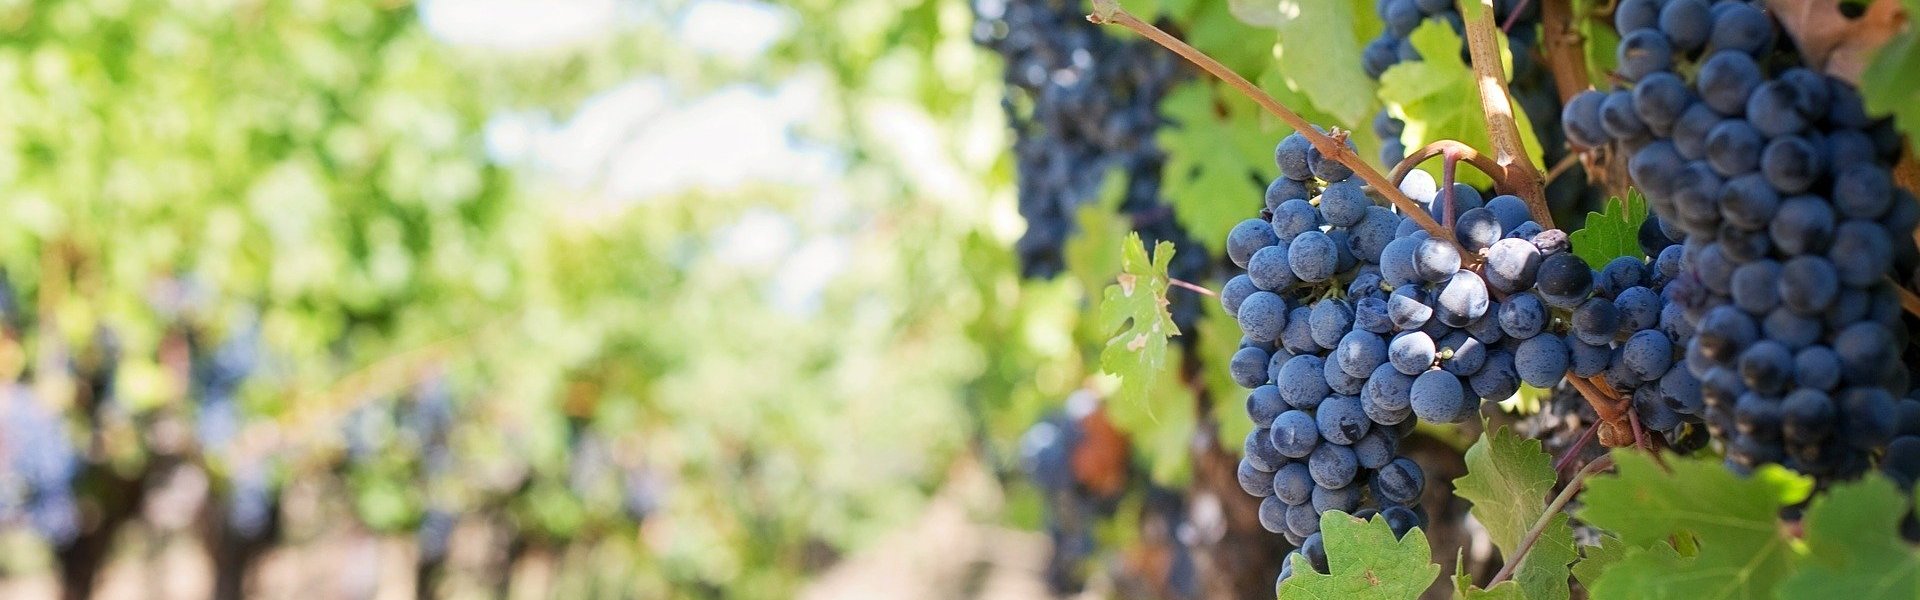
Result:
[1362, 0, 1541, 166]
[1564, 0, 1917, 478]
[1020, 392, 1126, 594]
[1226, 132, 1448, 584]
[0, 386, 82, 546]
[1879, 389, 1920, 539]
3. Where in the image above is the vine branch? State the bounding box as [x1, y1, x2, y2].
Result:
[1388, 140, 1516, 194]
[1086, 0, 1469, 258]
[1464, 0, 1551, 228]
[1487, 453, 1615, 587]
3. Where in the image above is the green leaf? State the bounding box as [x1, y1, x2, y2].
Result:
[1453, 427, 1575, 600]
[1379, 21, 1545, 189]
[1199, 308, 1254, 447]
[1064, 173, 1132, 297]
[1863, 0, 1920, 145]
[1098, 233, 1181, 406]
[1455, 549, 1527, 600]
[1777, 476, 1920, 599]
[1577, 453, 1814, 600]
[1573, 0, 1620, 89]
[1103, 344, 1198, 485]
[1568, 189, 1647, 267]
[1570, 535, 1628, 591]
[1231, 0, 1378, 128]
[1279, 511, 1442, 600]
[1159, 82, 1277, 246]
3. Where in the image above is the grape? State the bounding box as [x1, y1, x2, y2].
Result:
[1536, 252, 1593, 298]
[1622, 329, 1674, 381]
[1696, 305, 1758, 364]
[1312, 483, 1362, 515]
[1248, 244, 1299, 291]
[1838, 388, 1897, 450]
[1601, 89, 1651, 139]
[1318, 179, 1371, 227]
[1497, 292, 1548, 339]
[1760, 136, 1821, 194]
[1439, 332, 1487, 376]
[1515, 334, 1571, 387]
[1571, 297, 1621, 346]
[1778, 256, 1839, 315]
[1615, 0, 1658, 31]
[1825, 129, 1878, 169]
[1734, 393, 1784, 440]
[1380, 235, 1422, 286]
[1834, 164, 1893, 219]
[1745, 80, 1808, 138]
[1661, 367, 1705, 415]
[1658, 0, 1710, 52]
[1278, 354, 1332, 410]
[1286, 500, 1321, 537]
[1828, 221, 1893, 287]
[1240, 459, 1276, 496]
[1469, 350, 1521, 400]
[1389, 331, 1438, 376]
[1827, 74, 1873, 129]
[1273, 463, 1314, 505]
[1270, 410, 1321, 458]
[1738, 340, 1794, 395]
[1718, 173, 1779, 230]
[1388, 288, 1434, 333]
[1617, 28, 1673, 82]
[1410, 369, 1474, 423]
[1248, 384, 1286, 426]
[1633, 72, 1690, 134]
[1770, 195, 1835, 255]
[1308, 443, 1359, 489]
[1834, 322, 1896, 386]
[1309, 137, 1357, 182]
[1704, 119, 1762, 177]
[1707, 1, 1773, 55]
[1231, 346, 1272, 389]
[1596, 256, 1647, 296]
[1238, 291, 1290, 342]
[1484, 238, 1543, 293]
[1272, 198, 1322, 241]
[1222, 274, 1258, 316]
[1289, 230, 1341, 283]
[1730, 260, 1782, 315]
[1266, 177, 1314, 208]
[1301, 531, 1330, 573]
[1632, 141, 1685, 202]
[1372, 458, 1425, 505]
[1309, 299, 1355, 349]
[1455, 207, 1503, 253]
[1697, 51, 1762, 115]
[1563, 91, 1609, 147]
[1615, 286, 1662, 332]
[1363, 363, 1415, 415]
[1485, 195, 1531, 232]
[1688, 242, 1735, 295]
[1335, 329, 1389, 379]
[1794, 346, 1843, 392]
[1635, 386, 1682, 432]
[1380, 505, 1422, 539]
[1780, 389, 1835, 445]
[1413, 237, 1462, 283]
[1717, 223, 1771, 263]
[1281, 306, 1319, 354]
[1363, 37, 1398, 79]
[1349, 206, 1400, 262]
[1463, 305, 1506, 344]
[1228, 218, 1279, 268]
[1353, 429, 1397, 470]
[1354, 297, 1394, 335]
[1326, 361, 1366, 397]
[1435, 270, 1490, 327]
[1672, 103, 1722, 160]
[1259, 496, 1290, 533]
[1247, 428, 1286, 471]
[1276, 133, 1314, 180]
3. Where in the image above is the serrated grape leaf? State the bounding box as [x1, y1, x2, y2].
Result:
[1099, 233, 1181, 407]
[1379, 21, 1545, 190]
[1577, 453, 1814, 600]
[1454, 548, 1527, 600]
[1568, 189, 1646, 266]
[1777, 476, 1920, 599]
[1160, 82, 1276, 246]
[1453, 427, 1575, 600]
[1570, 535, 1628, 591]
[1278, 511, 1441, 600]
[1862, 0, 1920, 146]
[1230, 0, 1377, 128]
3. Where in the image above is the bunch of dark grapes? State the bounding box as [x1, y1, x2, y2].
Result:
[972, 0, 1206, 327]
[0, 386, 82, 546]
[1019, 391, 1130, 594]
[1563, 0, 1917, 479]
[1362, 0, 1541, 166]
[1225, 131, 1437, 586]
[1880, 389, 1920, 539]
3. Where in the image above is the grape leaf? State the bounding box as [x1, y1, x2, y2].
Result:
[1159, 82, 1276, 247]
[1379, 21, 1545, 189]
[1568, 189, 1647, 266]
[1103, 344, 1197, 485]
[1577, 452, 1814, 600]
[1861, 0, 1920, 146]
[1570, 535, 1628, 591]
[1573, 0, 1620, 89]
[1453, 427, 1575, 600]
[1776, 476, 1920, 599]
[1231, 0, 1378, 128]
[1278, 511, 1442, 600]
[1098, 233, 1181, 406]
[1454, 550, 1526, 600]
[1064, 173, 1131, 299]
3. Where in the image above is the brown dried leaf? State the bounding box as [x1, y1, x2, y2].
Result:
[1768, 0, 1909, 85]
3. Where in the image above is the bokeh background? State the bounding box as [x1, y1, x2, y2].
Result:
[0, 0, 1218, 597]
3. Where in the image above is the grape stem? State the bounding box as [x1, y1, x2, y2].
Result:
[1085, 0, 1469, 259]
[1388, 140, 1516, 194]
[1892, 276, 1920, 319]
[1168, 277, 1218, 298]
[1487, 453, 1615, 587]
[1538, 0, 1593, 104]
[1463, 0, 1551, 228]
[1552, 422, 1599, 475]
[1565, 374, 1633, 447]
